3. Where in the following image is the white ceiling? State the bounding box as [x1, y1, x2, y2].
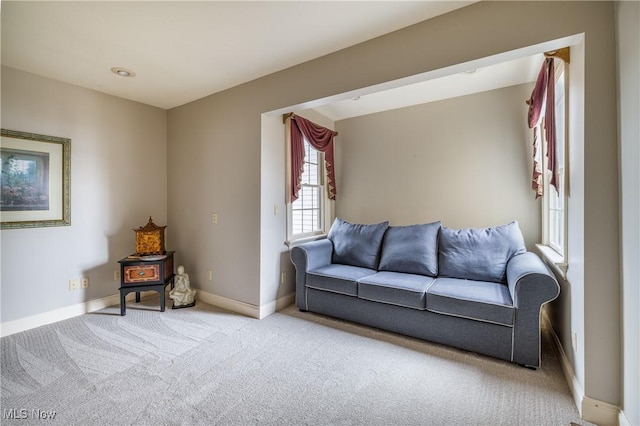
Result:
[1, 1, 478, 110]
[314, 54, 542, 121]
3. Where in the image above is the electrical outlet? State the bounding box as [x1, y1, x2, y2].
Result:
[207, 270, 212, 281]
[281, 272, 286, 284]
[572, 330, 578, 352]
[81, 277, 89, 288]
[211, 213, 218, 224]
[69, 279, 79, 291]
[114, 270, 120, 281]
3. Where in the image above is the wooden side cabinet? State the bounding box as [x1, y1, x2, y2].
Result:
[118, 251, 175, 315]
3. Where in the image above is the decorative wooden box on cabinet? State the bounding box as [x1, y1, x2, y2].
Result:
[118, 251, 175, 316]
[133, 217, 167, 256]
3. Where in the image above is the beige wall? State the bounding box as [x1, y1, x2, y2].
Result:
[334, 83, 540, 248]
[167, 85, 263, 307]
[616, 1, 640, 424]
[0, 0, 620, 418]
[1, 66, 167, 322]
[260, 113, 289, 309]
[168, 1, 620, 417]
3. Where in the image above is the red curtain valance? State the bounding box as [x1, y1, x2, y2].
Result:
[290, 114, 338, 202]
[527, 57, 557, 198]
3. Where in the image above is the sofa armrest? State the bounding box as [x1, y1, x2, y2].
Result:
[290, 239, 334, 309]
[507, 252, 560, 307]
[506, 252, 560, 367]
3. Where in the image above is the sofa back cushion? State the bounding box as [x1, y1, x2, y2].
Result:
[378, 221, 441, 277]
[328, 218, 389, 270]
[438, 221, 526, 283]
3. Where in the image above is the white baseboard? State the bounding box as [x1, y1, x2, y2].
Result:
[542, 312, 621, 425]
[196, 290, 261, 318]
[259, 292, 296, 319]
[0, 292, 140, 337]
[582, 396, 621, 426]
[619, 409, 633, 426]
[1, 289, 295, 337]
[196, 290, 295, 319]
[543, 312, 585, 416]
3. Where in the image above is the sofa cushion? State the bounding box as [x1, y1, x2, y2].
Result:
[307, 264, 376, 296]
[328, 218, 389, 270]
[378, 222, 440, 277]
[358, 272, 435, 310]
[426, 278, 514, 326]
[438, 221, 526, 283]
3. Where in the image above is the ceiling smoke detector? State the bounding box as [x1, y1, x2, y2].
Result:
[111, 67, 136, 78]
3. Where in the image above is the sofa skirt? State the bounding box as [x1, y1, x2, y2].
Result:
[304, 287, 515, 364]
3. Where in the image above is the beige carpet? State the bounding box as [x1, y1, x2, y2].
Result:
[1, 296, 586, 425]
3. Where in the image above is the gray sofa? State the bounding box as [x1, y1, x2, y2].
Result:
[290, 218, 560, 368]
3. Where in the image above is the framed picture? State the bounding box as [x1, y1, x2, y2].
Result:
[1, 129, 71, 229]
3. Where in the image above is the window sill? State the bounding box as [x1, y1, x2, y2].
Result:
[285, 234, 328, 248]
[535, 244, 568, 279]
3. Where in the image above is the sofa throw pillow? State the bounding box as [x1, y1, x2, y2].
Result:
[328, 217, 389, 270]
[378, 221, 441, 277]
[438, 221, 527, 283]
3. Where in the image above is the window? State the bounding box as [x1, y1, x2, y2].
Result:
[287, 136, 332, 244]
[538, 61, 568, 274]
[284, 114, 336, 246]
[546, 69, 565, 255]
[291, 138, 324, 236]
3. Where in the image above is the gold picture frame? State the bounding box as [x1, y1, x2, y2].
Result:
[1, 129, 71, 229]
